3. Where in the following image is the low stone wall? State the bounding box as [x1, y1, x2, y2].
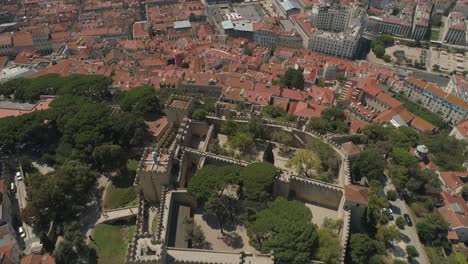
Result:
[274, 175, 343, 210]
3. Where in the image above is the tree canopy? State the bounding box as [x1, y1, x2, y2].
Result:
[263, 143, 274, 164]
[316, 228, 340, 264]
[187, 164, 242, 204]
[351, 149, 384, 182]
[247, 197, 318, 264]
[280, 68, 305, 90]
[416, 213, 450, 244]
[119, 86, 162, 116]
[28, 160, 97, 224]
[286, 149, 321, 179]
[349, 234, 386, 264]
[0, 74, 112, 102]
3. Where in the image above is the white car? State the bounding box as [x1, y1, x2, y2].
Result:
[15, 172, 22, 181]
[18, 227, 26, 239]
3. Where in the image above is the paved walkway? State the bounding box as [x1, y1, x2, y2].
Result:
[96, 206, 139, 224]
[384, 177, 430, 264]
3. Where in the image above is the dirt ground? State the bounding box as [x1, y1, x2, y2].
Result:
[193, 213, 260, 254]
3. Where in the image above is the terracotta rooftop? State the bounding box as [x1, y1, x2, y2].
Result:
[437, 192, 468, 229]
[439, 171, 468, 191]
[21, 254, 55, 264]
[454, 120, 468, 138]
[345, 184, 369, 205]
[410, 116, 435, 132]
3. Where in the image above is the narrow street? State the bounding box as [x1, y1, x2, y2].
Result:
[15, 166, 40, 254]
[383, 178, 430, 264]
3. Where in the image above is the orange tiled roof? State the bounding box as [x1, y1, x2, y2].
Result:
[455, 120, 468, 138]
[345, 184, 369, 205]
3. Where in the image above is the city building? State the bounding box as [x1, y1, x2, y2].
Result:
[454, 0, 468, 18]
[366, 16, 412, 38]
[446, 74, 468, 103]
[412, 3, 432, 40]
[444, 12, 466, 45]
[449, 120, 468, 140]
[291, 8, 364, 59]
[311, 5, 353, 32]
[403, 77, 468, 125]
[437, 192, 468, 243]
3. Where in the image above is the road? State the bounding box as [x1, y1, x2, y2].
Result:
[16, 166, 39, 254]
[383, 178, 430, 264]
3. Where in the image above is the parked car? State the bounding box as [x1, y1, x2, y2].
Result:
[404, 213, 412, 226]
[15, 171, 22, 181]
[18, 227, 26, 238]
[10, 183, 15, 193]
[388, 214, 394, 221]
[382, 208, 393, 214]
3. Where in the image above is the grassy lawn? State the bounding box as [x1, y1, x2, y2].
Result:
[91, 224, 136, 264]
[103, 159, 139, 209]
[393, 94, 447, 128]
[426, 246, 448, 264]
[431, 30, 440, 41]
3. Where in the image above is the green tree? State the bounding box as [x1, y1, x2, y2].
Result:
[247, 197, 318, 264]
[28, 161, 97, 223]
[286, 149, 321, 178]
[396, 216, 406, 229]
[307, 138, 340, 176]
[280, 68, 305, 90]
[206, 194, 229, 235]
[390, 147, 418, 167]
[376, 224, 402, 245]
[349, 234, 386, 264]
[243, 44, 253, 56]
[321, 107, 345, 122]
[188, 165, 226, 203]
[263, 105, 287, 119]
[54, 222, 91, 264]
[416, 213, 450, 244]
[383, 54, 392, 63]
[60, 74, 112, 101]
[262, 143, 274, 164]
[373, 44, 386, 58]
[316, 228, 340, 264]
[461, 186, 468, 201]
[307, 117, 328, 134]
[228, 131, 254, 153]
[242, 162, 276, 202]
[220, 120, 238, 136]
[366, 180, 387, 232]
[119, 86, 161, 115]
[351, 149, 384, 182]
[387, 190, 398, 201]
[92, 144, 126, 171]
[271, 130, 292, 152]
[183, 218, 209, 249]
[388, 165, 409, 192]
[192, 108, 207, 120]
[406, 245, 419, 260]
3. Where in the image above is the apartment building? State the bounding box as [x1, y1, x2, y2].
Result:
[311, 5, 352, 32]
[412, 3, 432, 40]
[0, 33, 15, 58]
[366, 16, 412, 38]
[403, 77, 468, 125]
[454, 0, 468, 18]
[308, 28, 362, 58]
[444, 12, 466, 45]
[446, 74, 468, 103]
